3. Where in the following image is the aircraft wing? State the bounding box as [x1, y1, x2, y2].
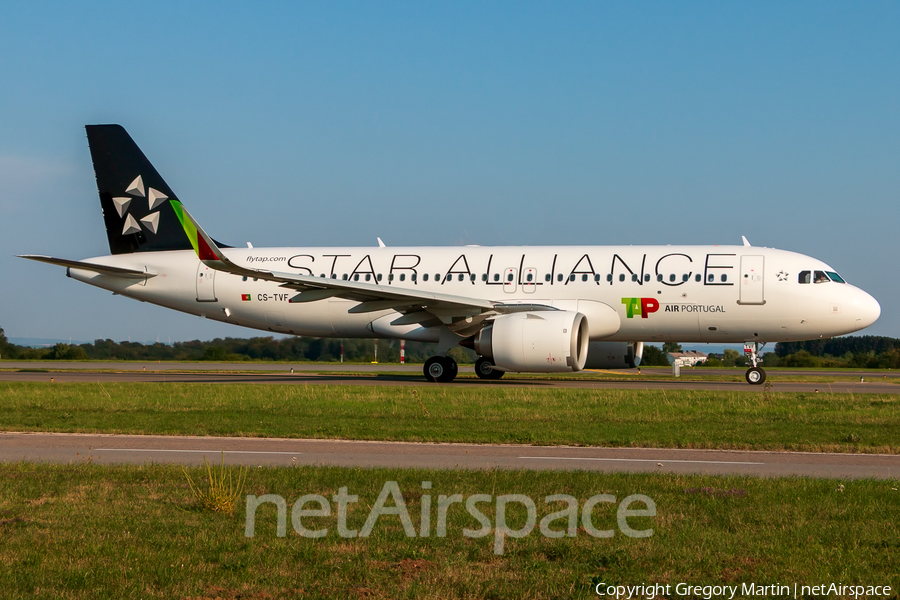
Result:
[170, 201, 510, 327]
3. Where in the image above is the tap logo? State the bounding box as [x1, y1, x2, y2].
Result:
[621, 297, 660, 319]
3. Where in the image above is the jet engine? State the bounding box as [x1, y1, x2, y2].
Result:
[583, 341, 644, 369]
[474, 311, 589, 372]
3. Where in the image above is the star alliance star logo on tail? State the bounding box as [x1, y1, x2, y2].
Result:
[621, 297, 660, 319]
[112, 175, 168, 236]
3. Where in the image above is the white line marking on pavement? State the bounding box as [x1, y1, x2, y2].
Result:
[519, 456, 764, 465]
[98, 448, 301, 455]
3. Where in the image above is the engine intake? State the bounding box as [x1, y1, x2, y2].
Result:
[474, 311, 589, 373]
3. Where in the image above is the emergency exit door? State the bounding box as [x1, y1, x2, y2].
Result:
[196, 263, 217, 302]
[738, 255, 765, 305]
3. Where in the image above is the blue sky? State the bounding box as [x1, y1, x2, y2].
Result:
[1, 1, 898, 343]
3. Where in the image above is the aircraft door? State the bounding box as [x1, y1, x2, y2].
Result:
[522, 267, 537, 294]
[503, 268, 517, 293]
[739, 255, 765, 305]
[196, 263, 217, 302]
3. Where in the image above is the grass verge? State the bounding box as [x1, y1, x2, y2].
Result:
[0, 462, 898, 599]
[1, 382, 898, 452]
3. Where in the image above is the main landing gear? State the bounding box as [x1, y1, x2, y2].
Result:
[424, 356, 458, 383]
[744, 341, 766, 385]
[475, 357, 504, 380]
[424, 356, 505, 382]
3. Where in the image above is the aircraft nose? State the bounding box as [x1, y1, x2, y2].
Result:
[851, 288, 881, 329]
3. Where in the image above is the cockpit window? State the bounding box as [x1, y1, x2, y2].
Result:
[826, 271, 846, 283]
[798, 271, 811, 284]
[814, 270, 829, 284]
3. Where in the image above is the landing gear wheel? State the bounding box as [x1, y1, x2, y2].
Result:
[444, 356, 458, 381]
[745, 367, 766, 385]
[743, 341, 768, 385]
[475, 357, 504, 380]
[424, 356, 458, 383]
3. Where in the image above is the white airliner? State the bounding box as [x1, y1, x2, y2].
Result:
[21, 125, 881, 384]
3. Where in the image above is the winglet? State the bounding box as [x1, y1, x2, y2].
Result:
[169, 200, 226, 262]
[741, 235, 751, 247]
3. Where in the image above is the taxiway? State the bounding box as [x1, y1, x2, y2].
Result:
[1, 432, 896, 479]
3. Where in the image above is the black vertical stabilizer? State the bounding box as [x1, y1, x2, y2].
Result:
[86, 124, 194, 255]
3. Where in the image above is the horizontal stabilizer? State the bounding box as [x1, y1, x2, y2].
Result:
[18, 255, 155, 279]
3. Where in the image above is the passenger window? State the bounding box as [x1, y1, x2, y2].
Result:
[320, 274, 326, 278]
[695, 274, 701, 282]
[657, 274, 663, 282]
[509, 273, 515, 282]
[242, 276, 247, 281]
[582, 274, 588, 282]
[669, 274, 676, 282]
[644, 274, 650, 282]
[411, 273, 417, 282]
[594, 274, 601, 282]
[545, 274, 551, 282]
[399, 274, 405, 281]
[619, 274, 625, 282]
[342, 274, 348, 280]
[459, 274, 465, 281]
[632, 274, 638, 282]
[377, 274, 382, 281]
[557, 274, 564, 282]
[607, 274, 612, 282]
[569, 274, 576, 282]
[721, 274, 728, 282]
[814, 270, 829, 284]
[707, 274, 714, 282]
[527, 273, 534, 282]
[494, 274, 500, 282]
[423, 274, 429, 281]
[682, 274, 689, 282]
[389, 274, 394, 282]
[483, 274, 488, 281]
[826, 272, 845, 283]
[365, 274, 371, 281]
[470, 273, 476, 281]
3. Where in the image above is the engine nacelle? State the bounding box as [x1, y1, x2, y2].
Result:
[583, 341, 644, 369]
[474, 311, 589, 373]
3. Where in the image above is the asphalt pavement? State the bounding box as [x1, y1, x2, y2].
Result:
[1, 369, 896, 393]
[2, 432, 897, 479]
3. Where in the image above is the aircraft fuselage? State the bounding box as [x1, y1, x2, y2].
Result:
[68, 244, 881, 345]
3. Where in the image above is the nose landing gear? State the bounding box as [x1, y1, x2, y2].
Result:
[744, 341, 767, 385]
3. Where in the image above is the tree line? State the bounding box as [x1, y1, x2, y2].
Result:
[1, 326, 896, 368]
[0, 327, 472, 363]
[770, 336, 900, 369]
[628, 338, 900, 369]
